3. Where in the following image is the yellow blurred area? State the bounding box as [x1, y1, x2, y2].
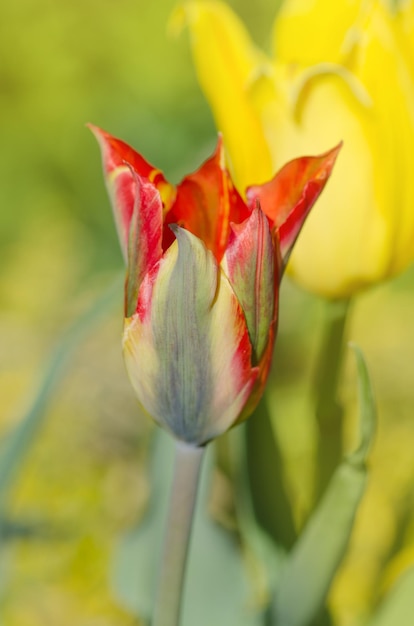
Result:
[2, 0, 414, 625]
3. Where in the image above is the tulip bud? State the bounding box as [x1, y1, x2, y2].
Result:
[90, 125, 338, 444]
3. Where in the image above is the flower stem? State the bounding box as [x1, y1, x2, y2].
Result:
[245, 396, 296, 550]
[152, 439, 205, 626]
[314, 298, 352, 504]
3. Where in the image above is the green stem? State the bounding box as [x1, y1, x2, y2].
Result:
[245, 396, 296, 550]
[152, 439, 205, 626]
[314, 298, 352, 504]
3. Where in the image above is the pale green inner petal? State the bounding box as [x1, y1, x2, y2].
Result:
[151, 227, 217, 442]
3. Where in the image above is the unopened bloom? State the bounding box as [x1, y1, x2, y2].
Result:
[90, 125, 338, 445]
[178, 0, 414, 298]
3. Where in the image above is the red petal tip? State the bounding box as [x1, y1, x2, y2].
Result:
[86, 122, 107, 142]
[317, 141, 342, 175]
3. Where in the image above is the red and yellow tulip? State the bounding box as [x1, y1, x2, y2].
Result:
[90, 125, 338, 445]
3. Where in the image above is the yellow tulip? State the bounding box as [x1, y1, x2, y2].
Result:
[178, 0, 414, 298]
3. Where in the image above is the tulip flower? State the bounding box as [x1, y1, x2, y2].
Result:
[178, 0, 414, 298]
[90, 125, 338, 445]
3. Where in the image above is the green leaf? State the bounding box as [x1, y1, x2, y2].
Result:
[314, 298, 350, 505]
[347, 343, 376, 467]
[245, 397, 297, 551]
[366, 567, 414, 626]
[231, 422, 287, 606]
[272, 344, 376, 626]
[112, 429, 266, 626]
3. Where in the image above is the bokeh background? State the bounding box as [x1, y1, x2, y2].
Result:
[1, 0, 414, 624]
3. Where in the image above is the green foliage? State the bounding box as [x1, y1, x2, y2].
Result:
[367, 568, 414, 626]
[245, 399, 297, 551]
[271, 345, 376, 626]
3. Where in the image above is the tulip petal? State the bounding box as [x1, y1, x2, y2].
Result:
[222, 206, 277, 362]
[250, 61, 382, 296]
[88, 124, 169, 259]
[174, 1, 274, 191]
[246, 146, 340, 266]
[123, 227, 257, 445]
[357, 4, 414, 277]
[125, 168, 163, 317]
[165, 135, 250, 261]
[273, 0, 363, 66]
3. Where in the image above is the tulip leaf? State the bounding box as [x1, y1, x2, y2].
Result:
[366, 567, 414, 626]
[348, 343, 376, 465]
[231, 421, 288, 618]
[272, 344, 376, 626]
[313, 298, 350, 505]
[244, 397, 297, 551]
[112, 430, 266, 626]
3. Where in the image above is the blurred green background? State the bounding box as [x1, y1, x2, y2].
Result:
[2, 0, 414, 624]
